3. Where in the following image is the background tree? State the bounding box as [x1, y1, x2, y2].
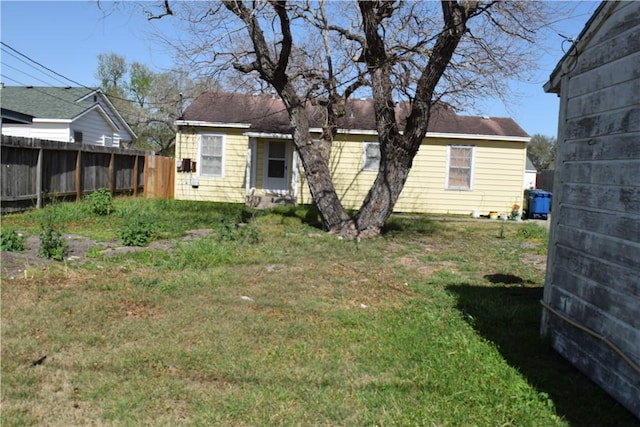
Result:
[95, 53, 218, 155]
[527, 134, 557, 171]
[141, 0, 555, 237]
[96, 52, 127, 95]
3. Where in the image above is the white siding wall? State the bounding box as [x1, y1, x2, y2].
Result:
[2, 110, 121, 147]
[73, 110, 119, 147]
[30, 123, 70, 142]
[1, 124, 33, 138]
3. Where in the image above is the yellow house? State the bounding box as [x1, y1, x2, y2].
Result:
[174, 92, 530, 216]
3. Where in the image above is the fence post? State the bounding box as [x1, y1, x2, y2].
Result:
[36, 148, 43, 209]
[75, 148, 82, 201]
[133, 155, 139, 196]
[108, 152, 115, 195]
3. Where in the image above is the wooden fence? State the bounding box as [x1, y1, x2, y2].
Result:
[1, 136, 175, 213]
[144, 153, 175, 200]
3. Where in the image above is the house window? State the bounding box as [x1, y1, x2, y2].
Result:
[199, 134, 224, 177]
[73, 131, 83, 143]
[362, 141, 380, 171]
[446, 145, 474, 190]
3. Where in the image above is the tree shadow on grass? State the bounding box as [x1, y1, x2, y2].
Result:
[446, 282, 639, 426]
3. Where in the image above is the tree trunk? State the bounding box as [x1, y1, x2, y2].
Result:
[346, 0, 475, 238]
[285, 101, 352, 233]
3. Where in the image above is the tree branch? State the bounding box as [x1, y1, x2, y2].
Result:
[146, 0, 173, 20]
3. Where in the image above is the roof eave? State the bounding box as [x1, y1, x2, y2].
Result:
[544, 1, 612, 94]
[32, 118, 73, 124]
[95, 90, 138, 139]
[176, 120, 252, 129]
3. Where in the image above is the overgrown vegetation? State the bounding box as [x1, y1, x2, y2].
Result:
[84, 188, 114, 216]
[117, 214, 157, 247]
[36, 205, 68, 261]
[0, 228, 25, 252]
[1, 198, 636, 426]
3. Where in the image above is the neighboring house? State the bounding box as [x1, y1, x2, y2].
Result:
[541, 0, 639, 419]
[524, 156, 536, 189]
[174, 92, 530, 216]
[1, 86, 136, 147]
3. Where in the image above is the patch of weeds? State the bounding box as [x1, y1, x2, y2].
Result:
[498, 221, 506, 239]
[117, 215, 157, 247]
[217, 222, 261, 244]
[130, 276, 160, 289]
[517, 222, 549, 241]
[85, 188, 114, 216]
[1, 228, 25, 252]
[172, 238, 235, 270]
[85, 246, 104, 258]
[382, 215, 439, 237]
[37, 207, 68, 261]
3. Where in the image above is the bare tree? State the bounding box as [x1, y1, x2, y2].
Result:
[143, 0, 552, 237]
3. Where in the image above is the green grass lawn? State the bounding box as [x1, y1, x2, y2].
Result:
[1, 198, 637, 426]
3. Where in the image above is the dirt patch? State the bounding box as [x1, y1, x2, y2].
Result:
[1, 229, 215, 280]
[521, 253, 547, 271]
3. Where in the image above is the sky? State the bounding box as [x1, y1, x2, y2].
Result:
[1, 1, 601, 138]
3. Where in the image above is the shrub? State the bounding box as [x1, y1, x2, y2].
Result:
[37, 205, 68, 261]
[1, 229, 25, 252]
[85, 189, 114, 216]
[118, 216, 157, 247]
[38, 226, 67, 261]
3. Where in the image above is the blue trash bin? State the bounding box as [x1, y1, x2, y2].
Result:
[525, 190, 552, 220]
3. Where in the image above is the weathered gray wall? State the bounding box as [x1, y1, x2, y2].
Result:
[542, 1, 640, 418]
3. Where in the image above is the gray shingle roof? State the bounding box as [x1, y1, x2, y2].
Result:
[182, 92, 529, 138]
[0, 86, 100, 120]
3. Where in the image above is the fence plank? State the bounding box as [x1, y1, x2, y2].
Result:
[144, 153, 175, 199]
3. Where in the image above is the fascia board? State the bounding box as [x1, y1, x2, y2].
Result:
[176, 120, 252, 129]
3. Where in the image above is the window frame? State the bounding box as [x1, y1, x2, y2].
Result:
[72, 130, 83, 144]
[198, 133, 225, 178]
[445, 145, 475, 190]
[362, 141, 381, 172]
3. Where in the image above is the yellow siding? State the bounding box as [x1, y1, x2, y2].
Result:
[176, 125, 526, 215]
[395, 139, 526, 215]
[299, 136, 526, 216]
[297, 135, 377, 207]
[174, 128, 248, 203]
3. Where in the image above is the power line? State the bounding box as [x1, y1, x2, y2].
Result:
[1, 41, 93, 90]
[1, 47, 70, 86]
[2, 63, 65, 87]
[0, 74, 93, 109]
[0, 41, 179, 108]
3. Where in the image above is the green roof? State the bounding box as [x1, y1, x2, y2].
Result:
[0, 86, 100, 120]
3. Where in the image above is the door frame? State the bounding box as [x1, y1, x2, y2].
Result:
[262, 140, 291, 194]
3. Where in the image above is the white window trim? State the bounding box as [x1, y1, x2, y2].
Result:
[197, 133, 225, 178]
[362, 141, 380, 172]
[445, 145, 475, 190]
[262, 140, 290, 194]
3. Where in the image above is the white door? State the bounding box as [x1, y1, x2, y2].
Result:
[263, 141, 289, 194]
